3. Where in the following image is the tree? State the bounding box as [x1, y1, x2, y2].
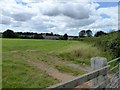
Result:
[63, 33, 68, 40]
[109, 35, 120, 57]
[50, 32, 53, 36]
[3, 29, 17, 38]
[86, 30, 92, 37]
[94, 31, 107, 37]
[79, 30, 86, 37]
[34, 34, 44, 39]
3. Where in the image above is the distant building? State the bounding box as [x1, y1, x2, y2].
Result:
[16, 32, 37, 38]
[68, 36, 78, 40]
[42, 34, 60, 40]
[19, 34, 35, 38]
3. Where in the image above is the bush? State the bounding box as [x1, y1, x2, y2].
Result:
[83, 31, 120, 58]
[109, 33, 120, 57]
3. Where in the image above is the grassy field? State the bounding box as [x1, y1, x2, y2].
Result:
[2, 38, 112, 88]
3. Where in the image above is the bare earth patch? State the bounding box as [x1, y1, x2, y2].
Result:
[28, 60, 91, 88]
[28, 61, 75, 82]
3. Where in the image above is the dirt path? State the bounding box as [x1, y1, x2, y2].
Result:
[28, 61, 75, 82]
[28, 61, 91, 88]
[43, 54, 91, 73]
[26, 51, 91, 87]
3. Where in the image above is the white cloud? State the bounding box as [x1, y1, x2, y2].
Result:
[11, 21, 22, 27]
[0, 0, 118, 35]
[0, 15, 12, 25]
[97, 6, 118, 19]
[39, 1, 99, 20]
[11, 12, 35, 21]
[1, 0, 36, 20]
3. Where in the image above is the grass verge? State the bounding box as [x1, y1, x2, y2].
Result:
[55, 65, 86, 76]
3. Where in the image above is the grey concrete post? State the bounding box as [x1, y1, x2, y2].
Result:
[91, 57, 108, 87]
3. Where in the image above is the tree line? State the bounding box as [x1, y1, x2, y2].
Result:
[2, 29, 112, 40]
[80, 30, 120, 58]
[2, 29, 68, 40]
[79, 30, 107, 37]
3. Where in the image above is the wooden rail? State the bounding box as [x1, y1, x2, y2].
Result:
[49, 65, 110, 89]
[48, 57, 120, 89]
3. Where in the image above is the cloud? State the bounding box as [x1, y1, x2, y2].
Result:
[39, 1, 99, 20]
[11, 13, 35, 21]
[1, 0, 36, 21]
[11, 21, 22, 27]
[97, 6, 118, 19]
[0, 0, 118, 35]
[21, 0, 42, 3]
[0, 15, 11, 25]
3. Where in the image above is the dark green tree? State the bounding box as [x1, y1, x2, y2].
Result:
[109, 33, 120, 57]
[63, 33, 68, 40]
[79, 30, 86, 37]
[86, 30, 92, 37]
[34, 34, 44, 39]
[94, 31, 107, 37]
[3, 29, 17, 38]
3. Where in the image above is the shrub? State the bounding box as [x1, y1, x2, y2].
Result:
[83, 31, 120, 58]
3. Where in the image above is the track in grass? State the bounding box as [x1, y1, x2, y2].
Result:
[2, 38, 109, 88]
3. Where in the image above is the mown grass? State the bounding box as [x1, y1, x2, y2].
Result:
[2, 38, 111, 88]
[2, 52, 58, 88]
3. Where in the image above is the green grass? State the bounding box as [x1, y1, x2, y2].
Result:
[2, 52, 58, 88]
[2, 38, 111, 88]
[55, 65, 86, 76]
[82, 31, 120, 59]
[58, 43, 102, 65]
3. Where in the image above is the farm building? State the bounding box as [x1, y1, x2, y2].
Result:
[68, 36, 78, 40]
[42, 34, 60, 40]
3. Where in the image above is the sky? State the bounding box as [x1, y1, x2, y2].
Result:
[0, 0, 119, 36]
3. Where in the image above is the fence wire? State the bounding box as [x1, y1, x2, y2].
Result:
[104, 57, 120, 88]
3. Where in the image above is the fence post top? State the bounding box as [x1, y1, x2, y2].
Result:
[91, 57, 107, 69]
[91, 57, 107, 61]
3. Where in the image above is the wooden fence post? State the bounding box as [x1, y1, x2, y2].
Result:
[91, 57, 108, 87]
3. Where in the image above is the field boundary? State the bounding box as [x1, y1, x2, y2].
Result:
[49, 57, 120, 89]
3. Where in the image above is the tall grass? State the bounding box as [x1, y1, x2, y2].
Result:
[59, 43, 103, 65]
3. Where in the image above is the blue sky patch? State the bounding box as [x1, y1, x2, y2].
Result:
[100, 14, 110, 18]
[97, 2, 118, 9]
[15, 0, 28, 6]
